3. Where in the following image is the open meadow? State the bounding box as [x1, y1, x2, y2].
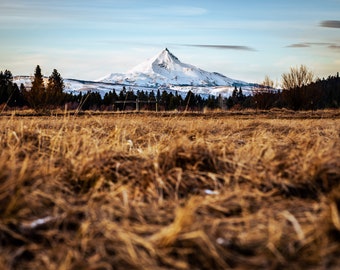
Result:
[1, 110, 340, 269]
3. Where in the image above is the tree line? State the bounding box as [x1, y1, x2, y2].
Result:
[0, 65, 220, 112]
[253, 66, 340, 110]
[1, 65, 340, 112]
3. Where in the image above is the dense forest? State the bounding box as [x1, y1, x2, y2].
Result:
[1, 66, 339, 112]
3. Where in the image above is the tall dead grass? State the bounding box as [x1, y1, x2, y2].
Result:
[0, 111, 340, 269]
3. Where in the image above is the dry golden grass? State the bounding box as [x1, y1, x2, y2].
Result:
[1, 110, 340, 269]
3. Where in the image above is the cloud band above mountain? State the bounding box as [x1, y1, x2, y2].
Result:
[182, 44, 256, 51]
[320, 20, 340, 28]
[286, 43, 310, 48]
[286, 42, 340, 51]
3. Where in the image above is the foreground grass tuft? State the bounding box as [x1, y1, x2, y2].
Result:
[0, 111, 340, 269]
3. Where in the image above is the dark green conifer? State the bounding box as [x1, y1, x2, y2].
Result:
[46, 69, 65, 106]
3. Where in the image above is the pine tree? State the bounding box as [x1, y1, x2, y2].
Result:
[119, 86, 127, 101]
[0, 71, 8, 104]
[184, 90, 195, 110]
[232, 86, 238, 102]
[0, 70, 14, 104]
[137, 90, 148, 101]
[237, 87, 245, 103]
[46, 69, 64, 107]
[25, 65, 46, 110]
[156, 89, 161, 102]
[160, 90, 169, 109]
[149, 91, 156, 101]
[3, 70, 13, 83]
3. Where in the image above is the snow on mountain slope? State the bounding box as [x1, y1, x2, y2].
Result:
[99, 48, 248, 87]
[12, 76, 131, 97]
[13, 49, 256, 98]
[13, 75, 255, 99]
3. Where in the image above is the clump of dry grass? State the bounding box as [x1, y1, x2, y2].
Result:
[0, 111, 340, 269]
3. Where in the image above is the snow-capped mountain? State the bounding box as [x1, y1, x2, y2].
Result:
[99, 48, 248, 88]
[13, 49, 257, 98]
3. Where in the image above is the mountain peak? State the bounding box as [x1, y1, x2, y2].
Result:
[162, 47, 174, 57]
[99, 49, 248, 87]
[127, 48, 180, 74]
[164, 48, 178, 60]
[155, 48, 180, 65]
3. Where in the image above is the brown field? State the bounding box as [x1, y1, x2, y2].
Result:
[1, 110, 340, 269]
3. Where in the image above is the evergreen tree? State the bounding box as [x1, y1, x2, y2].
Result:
[0, 71, 9, 104]
[17, 83, 28, 107]
[137, 90, 148, 101]
[0, 70, 13, 104]
[103, 90, 118, 107]
[6, 83, 22, 107]
[149, 91, 156, 101]
[232, 86, 238, 100]
[0, 70, 27, 108]
[237, 87, 245, 105]
[126, 89, 136, 100]
[196, 94, 204, 110]
[25, 65, 46, 110]
[46, 69, 65, 107]
[119, 86, 127, 101]
[237, 87, 244, 100]
[82, 92, 102, 110]
[160, 90, 169, 110]
[111, 89, 119, 101]
[206, 95, 219, 109]
[168, 93, 176, 110]
[176, 91, 183, 109]
[169, 91, 182, 110]
[184, 91, 196, 110]
[156, 89, 161, 102]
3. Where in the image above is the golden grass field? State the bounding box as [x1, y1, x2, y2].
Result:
[1, 110, 340, 269]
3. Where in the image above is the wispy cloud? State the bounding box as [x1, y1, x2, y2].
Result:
[286, 42, 340, 52]
[320, 20, 340, 28]
[286, 43, 310, 48]
[181, 44, 256, 51]
[329, 44, 340, 50]
[286, 42, 333, 48]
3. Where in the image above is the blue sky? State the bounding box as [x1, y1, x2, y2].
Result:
[1, 0, 340, 84]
